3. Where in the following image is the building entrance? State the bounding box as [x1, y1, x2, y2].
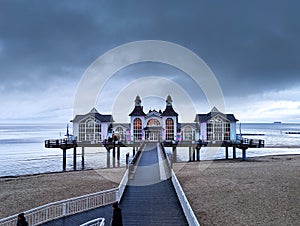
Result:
[145, 127, 162, 141]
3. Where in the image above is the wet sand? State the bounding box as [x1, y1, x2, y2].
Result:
[0, 168, 125, 218]
[174, 154, 300, 226]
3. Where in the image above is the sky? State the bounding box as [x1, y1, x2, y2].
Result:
[0, 0, 300, 123]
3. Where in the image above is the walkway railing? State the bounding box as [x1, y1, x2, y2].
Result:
[79, 217, 105, 226]
[0, 170, 129, 226]
[161, 143, 201, 226]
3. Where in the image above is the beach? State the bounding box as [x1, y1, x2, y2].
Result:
[1, 155, 299, 225]
[174, 154, 300, 226]
[0, 167, 125, 219]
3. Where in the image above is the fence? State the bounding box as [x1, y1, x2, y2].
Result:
[0, 169, 129, 226]
[79, 217, 105, 226]
[161, 143, 201, 226]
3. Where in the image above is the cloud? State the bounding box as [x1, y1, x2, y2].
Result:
[0, 0, 299, 122]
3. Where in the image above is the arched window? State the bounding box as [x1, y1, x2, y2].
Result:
[166, 118, 174, 140]
[115, 126, 125, 141]
[133, 118, 142, 140]
[147, 118, 160, 126]
[207, 116, 230, 141]
[79, 119, 101, 142]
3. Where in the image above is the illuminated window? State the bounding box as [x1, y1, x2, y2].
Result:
[147, 118, 160, 126]
[133, 118, 142, 140]
[166, 118, 174, 140]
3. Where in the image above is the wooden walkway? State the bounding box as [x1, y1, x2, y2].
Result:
[41, 143, 188, 226]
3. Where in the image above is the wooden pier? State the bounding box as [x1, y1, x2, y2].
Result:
[45, 138, 264, 171]
[44, 139, 142, 171]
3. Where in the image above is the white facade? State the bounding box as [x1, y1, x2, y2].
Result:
[71, 98, 238, 143]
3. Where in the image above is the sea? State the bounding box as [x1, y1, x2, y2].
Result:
[0, 123, 299, 177]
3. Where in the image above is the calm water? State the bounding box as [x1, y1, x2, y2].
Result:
[0, 123, 299, 177]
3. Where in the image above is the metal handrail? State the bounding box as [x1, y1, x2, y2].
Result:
[0, 169, 129, 226]
[80, 217, 105, 226]
[171, 171, 200, 226]
[160, 144, 200, 226]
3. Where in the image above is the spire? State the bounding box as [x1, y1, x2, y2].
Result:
[166, 95, 173, 106]
[135, 95, 142, 106]
[129, 95, 146, 116]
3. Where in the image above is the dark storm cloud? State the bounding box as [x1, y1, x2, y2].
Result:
[0, 0, 299, 107]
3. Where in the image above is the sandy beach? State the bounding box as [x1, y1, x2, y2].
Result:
[0, 167, 125, 219]
[1, 155, 299, 226]
[174, 154, 300, 226]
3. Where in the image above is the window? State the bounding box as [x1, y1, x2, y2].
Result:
[183, 126, 194, 141]
[133, 118, 142, 140]
[166, 118, 174, 140]
[206, 116, 230, 141]
[78, 119, 101, 142]
[115, 126, 125, 141]
[224, 123, 230, 140]
[147, 118, 160, 126]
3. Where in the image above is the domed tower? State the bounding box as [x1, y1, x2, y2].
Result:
[162, 95, 178, 140]
[129, 95, 146, 141]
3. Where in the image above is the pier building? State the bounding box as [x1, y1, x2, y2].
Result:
[71, 95, 238, 143]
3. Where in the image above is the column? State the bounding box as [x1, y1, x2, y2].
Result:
[196, 147, 201, 161]
[62, 148, 67, 171]
[73, 147, 77, 170]
[233, 147, 236, 159]
[242, 148, 247, 161]
[81, 147, 85, 169]
[225, 146, 229, 160]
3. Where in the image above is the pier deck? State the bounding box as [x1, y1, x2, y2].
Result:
[41, 143, 188, 226]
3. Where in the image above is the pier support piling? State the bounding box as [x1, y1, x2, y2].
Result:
[107, 149, 110, 168]
[133, 147, 136, 156]
[242, 148, 247, 161]
[233, 147, 236, 159]
[225, 146, 229, 160]
[189, 147, 192, 161]
[196, 147, 200, 161]
[81, 147, 85, 169]
[73, 147, 77, 170]
[62, 148, 67, 171]
[172, 146, 177, 163]
[117, 146, 120, 161]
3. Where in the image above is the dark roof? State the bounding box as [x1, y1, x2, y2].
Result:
[72, 108, 114, 123]
[195, 112, 238, 122]
[129, 106, 146, 116]
[161, 106, 178, 116]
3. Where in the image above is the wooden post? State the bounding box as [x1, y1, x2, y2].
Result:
[63, 148, 67, 171]
[225, 146, 229, 160]
[73, 147, 77, 170]
[107, 149, 110, 168]
[81, 147, 85, 169]
[192, 147, 196, 161]
[133, 146, 136, 156]
[172, 146, 177, 163]
[242, 148, 247, 161]
[126, 153, 129, 168]
[189, 147, 192, 161]
[117, 146, 120, 161]
[196, 147, 200, 161]
[233, 147, 236, 159]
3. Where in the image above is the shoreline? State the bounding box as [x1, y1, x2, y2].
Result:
[0, 166, 125, 179]
[2, 153, 299, 179]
